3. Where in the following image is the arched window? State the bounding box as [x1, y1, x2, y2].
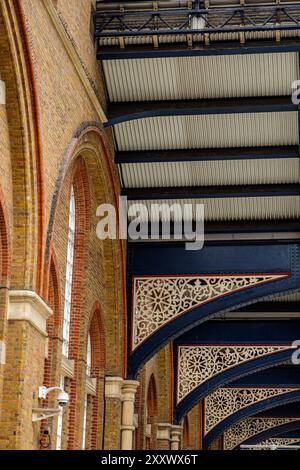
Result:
[86, 333, 92, 377]
[62, 186, 76, 357]
[146, 375, 158, 450]
[56, 376, 65, 450]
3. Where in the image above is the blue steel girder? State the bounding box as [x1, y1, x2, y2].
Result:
[94, 4, 300, 39]
[104, 96, 297, 128]
[173, 322, 300, 423]
[127, 242, 300, 379]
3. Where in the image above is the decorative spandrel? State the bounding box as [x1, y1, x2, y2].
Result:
[177, 345, 292, 403]
[224, 418, 300, 450]
[132, 274, 288, 351]
[205, 387, 299, 434]
[260, 438, 300, 447]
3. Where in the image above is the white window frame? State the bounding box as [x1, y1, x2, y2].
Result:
[86, 333, 92, 377]
[82, 393, 88, 450]
[62, 186, 76, 357]
[56, 376, 65, 450]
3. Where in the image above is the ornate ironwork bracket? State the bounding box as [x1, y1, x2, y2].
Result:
[132, 273, 288, 351]
[224, 417, 300, 450]
[177, 344, 293, 403]
[204, 387, 300, 435]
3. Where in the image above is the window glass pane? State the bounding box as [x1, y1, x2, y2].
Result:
[86, 334, 92, 377]
[62, 187, 76, 357]
[82, 394, 88, 450]
[56, 376, 65, 450]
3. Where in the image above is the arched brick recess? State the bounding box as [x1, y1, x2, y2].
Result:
[86, 303, 106, 450]
[44, 126, 126, 377]
[182, 416, 189, 449]
[65, 157, 90, 450]
[40, 250, 63, 449]
[0, 190, 11, 433]
[146, 374, 158, 450]
[0, 2, 44, 291]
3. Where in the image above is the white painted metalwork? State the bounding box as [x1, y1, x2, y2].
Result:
[205, 387, 299, 434]
[177, 345, 294, 403]
[132, 274, 288, 350]
[224, 417, 300, 450]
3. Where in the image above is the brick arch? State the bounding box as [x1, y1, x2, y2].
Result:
[147, 374, 158, 450]
[65, 157, 91, 449]
[0, 188, 11, 286]
[86, 302, 106, 449]
[0, 2, 44, 292]
[43, 249, 63, 389]
[44, 125, 126, 375]
[88, 302, 106, 376]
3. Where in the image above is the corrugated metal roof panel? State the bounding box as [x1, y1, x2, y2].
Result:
[121, 159, 300, 188]
[271, 292, 300, 302]
[114, 112, 298, 151]
[127, 196, 300, 221]
[103, 53, 299, 102]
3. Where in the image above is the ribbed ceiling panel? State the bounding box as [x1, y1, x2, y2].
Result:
[271, 292, 300, 302]
[103, 53, 299, 102]
[121, 159, 300, 188]
[127, 196, 300, 221]
[114, 113, 298, 151]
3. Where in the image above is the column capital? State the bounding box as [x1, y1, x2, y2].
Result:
[105, 376, 124, 400]
[122, 380, 139, 401]
[157, 423, 172, 441]
[171, 425, 183, 440]
[8, 290, 52, 336]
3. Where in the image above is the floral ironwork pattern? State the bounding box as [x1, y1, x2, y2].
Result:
[177, 345, 292, 403]
[205, 387, 299, 434]
[132, 274, 288, 350]
[224, 418, 300, 450]
[260, 438, 300, 446]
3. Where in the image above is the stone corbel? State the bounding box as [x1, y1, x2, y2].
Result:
[8, 290, 52, 336]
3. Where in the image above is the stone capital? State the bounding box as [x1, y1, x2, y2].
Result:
[171, 425, 183, 440]
[8, 290, 52, 336]
[122, 380, 139, 402]
[157, 423, 172, 441]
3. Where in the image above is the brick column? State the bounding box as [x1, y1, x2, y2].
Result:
[121, 380, 139, 450]
[171, 425, 183, 451]
[1, 290, 52, 450]
[104, 377, 123, 449]
[157, 423, 172, 450]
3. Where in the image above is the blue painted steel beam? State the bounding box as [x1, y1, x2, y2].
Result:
[256, 402, 300, 418]
[230, 366, 300, 387]
[127, 243, 300, 378]
[97, 40, 300, 60]
[116, 146, 298, 164]
[123, 183, 300, 200]
[175, 320, 300, 344]
[105, 95, 296, 127]
[275, 429, 300, 438]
